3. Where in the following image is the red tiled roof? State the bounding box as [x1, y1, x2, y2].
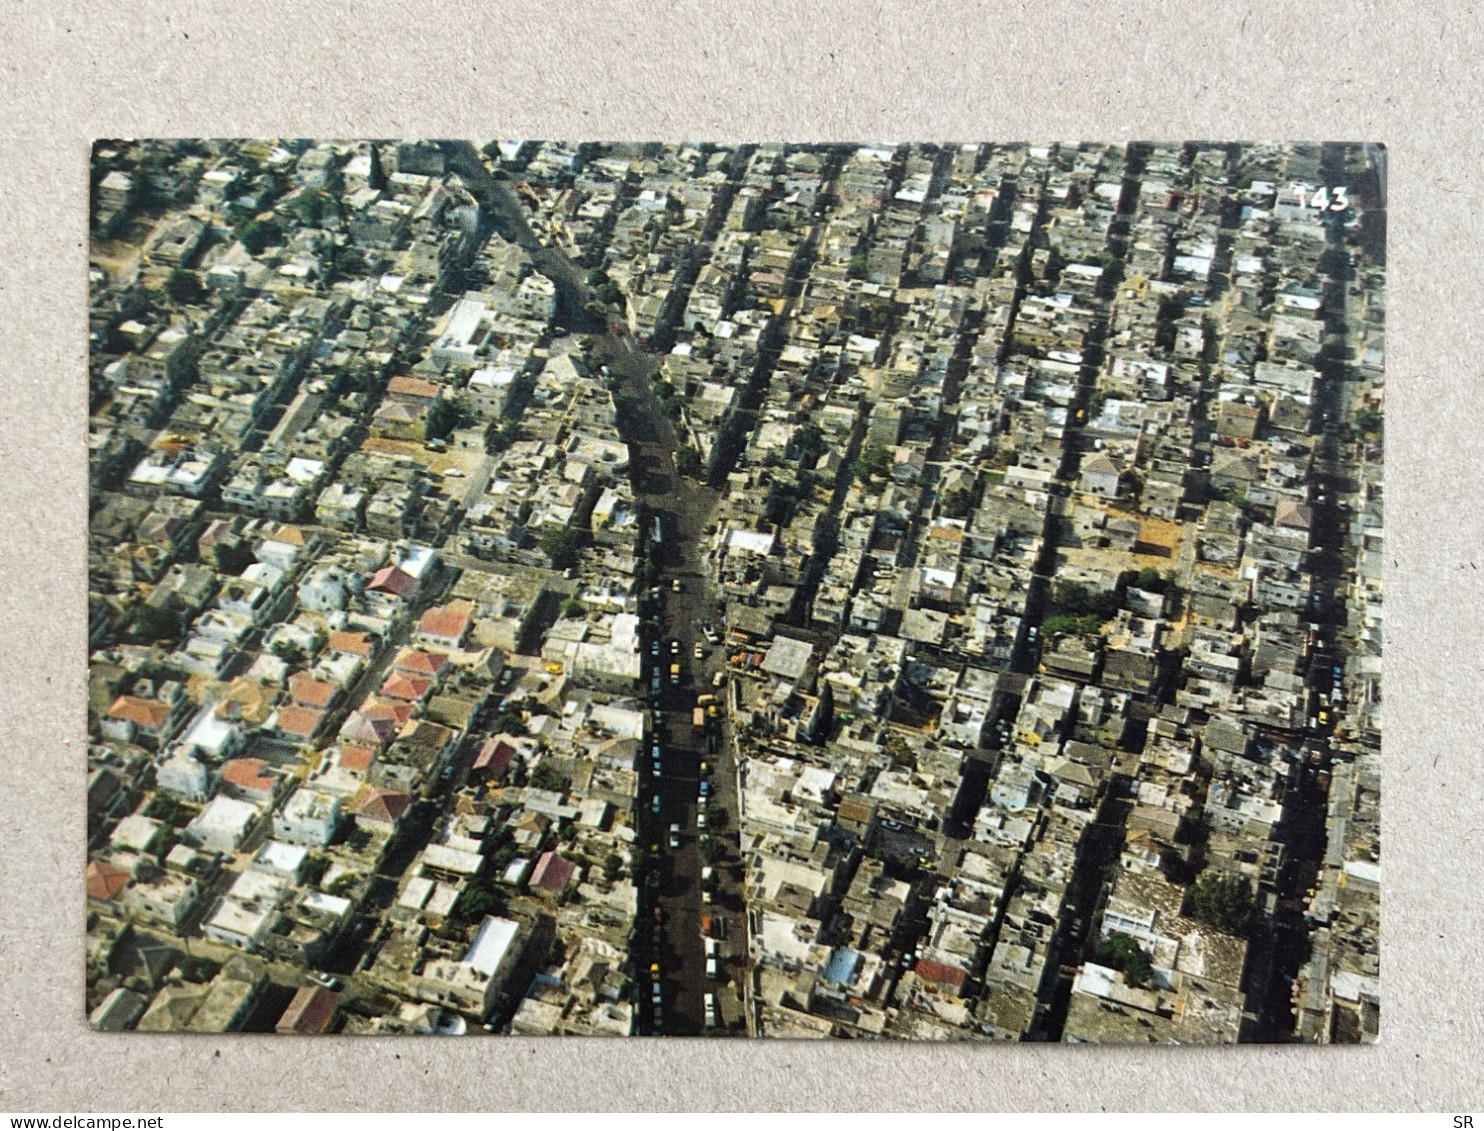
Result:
[387, 375, 444, 402]
[337, 743, 376, 773]
[417, 602, 471, 642]
[530, 850, 578, 894]
[276, 704, 326, 740]
[86, 860, 131, 902]
[107, 695, 172, 731]
[364, 698, 415, 728]
[355, 786, 411, 825]
[915, 959, 968, 992]
[379, 672, 431, 702]
[221, 757, 278, 794]
[472, 737, 517, 778]
[393, 647, 448, 678]
[275, 985, 340, 1035]
[367, 565, 418, 597]
[288, 672, 338, 709]
[328, 630, 375, 657]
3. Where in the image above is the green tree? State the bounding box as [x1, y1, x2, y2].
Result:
[884, 732, 917, 770]
[1058, 581, 1121, 621]
[489, 707, 528, 737]
[239, 218, 282, 256]
[451, 880, 503, 923]
[488, 416, 522, 453]
[1091, 932, 1154, 987]
[697, 836, 726, 864]
[940, 487, 973, 520]
[529, 761, 570, 793]
[675, 444, 702, 477]
[424, 397, 459, 441]
[367, 144, 387, 191]
[602, 852, 624, 884]
[1354, 407, 1382, 436]
[294, 190, 328, 228]
[629, 842, 652, 881]
[326, 872, 362, 898]
[301, 854, 330, 887]
[704, 803, 729, 832]
[560, 597, 584, 619]
[539, 525, 584, 570]
[165, 268, 206, 306]
[848, 251, 869, 279]
[271, 640, 307, 669]
[1134, 566, 1167, 593]
[1185, 870, 1259, 937]
[129, 602, 183, 644]
[858, 443, 893, 481]
[177, 957, 221, 984]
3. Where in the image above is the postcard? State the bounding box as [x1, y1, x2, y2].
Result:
[86, 139, 1383, 1042]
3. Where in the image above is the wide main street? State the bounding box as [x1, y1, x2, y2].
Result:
[445, 141, 747, 1035]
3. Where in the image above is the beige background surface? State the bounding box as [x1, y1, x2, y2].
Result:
[1, 0, 1479, 1112]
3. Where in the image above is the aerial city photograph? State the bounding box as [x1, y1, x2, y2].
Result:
[86, 138, 1383, 1043]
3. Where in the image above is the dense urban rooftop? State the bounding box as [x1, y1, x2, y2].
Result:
[87, 138, 1383, 1042]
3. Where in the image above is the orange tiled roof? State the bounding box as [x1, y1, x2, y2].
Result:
[387, 375, 444, 401]
[355, 786, 411, 825]
[328, 630, 375, 657]
[367, 565, 418, 597]
[275, 704, 326, 740]
[337, 743, 377, 773]
[106, 695, 172, 730]
[86, 860, 131, 902]
[379, 672, 431, 702]
[417, 601, 472, 641]
[394, 647, 449, 677]
[221, 757, 278, 794]
[363, 697, 415, 728]
[289, 672, 339, 709]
